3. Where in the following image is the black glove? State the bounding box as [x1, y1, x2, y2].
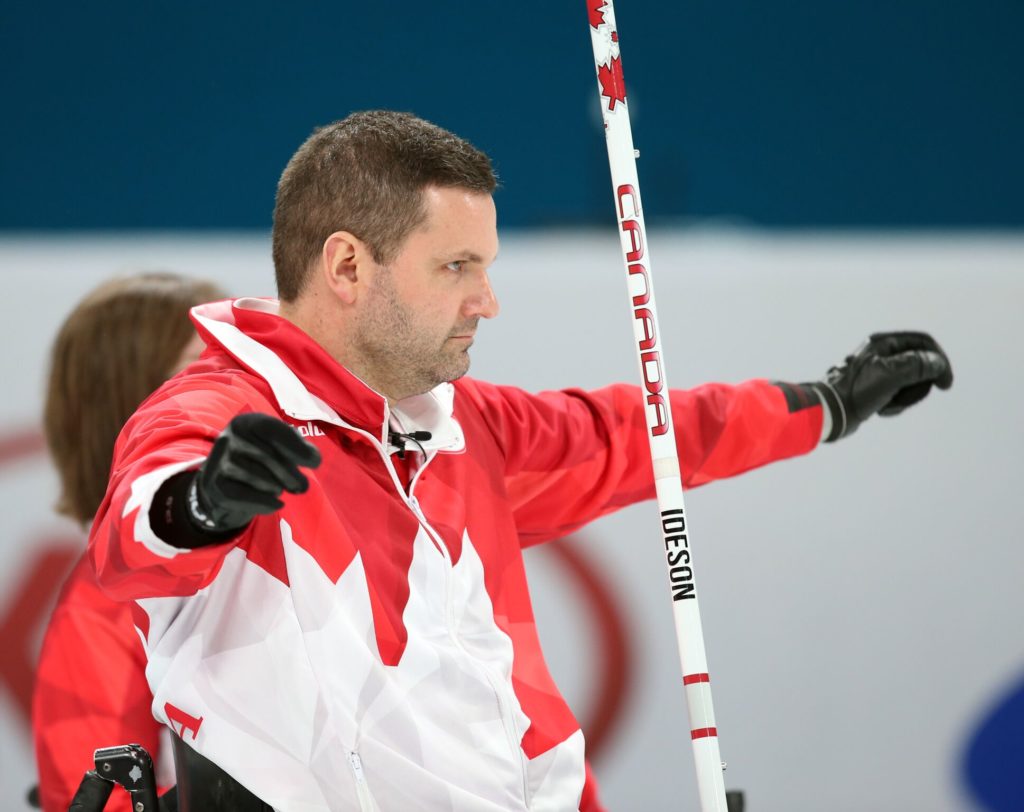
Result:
[811, 331, 953, 442]
[152, 412, 322, 547]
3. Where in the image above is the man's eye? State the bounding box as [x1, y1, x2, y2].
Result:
[445, 261, 465, 272]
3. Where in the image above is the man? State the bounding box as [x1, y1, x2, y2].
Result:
[89, 110, 952, 811]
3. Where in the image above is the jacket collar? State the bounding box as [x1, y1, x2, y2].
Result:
[190, 298, 463, 452]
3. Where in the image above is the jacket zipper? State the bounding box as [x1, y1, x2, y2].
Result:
[406, 493, 532, 808]
[348, 751, 376, 812]
[264, 394, 531, 805]
[350, 426, 532, 807]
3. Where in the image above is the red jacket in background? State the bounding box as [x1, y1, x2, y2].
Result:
[32, 555, 166, 812]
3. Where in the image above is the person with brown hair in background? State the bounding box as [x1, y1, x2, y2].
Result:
[32, 272, 224, 812]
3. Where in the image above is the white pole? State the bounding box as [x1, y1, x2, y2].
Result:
[585, 3, 729, 809]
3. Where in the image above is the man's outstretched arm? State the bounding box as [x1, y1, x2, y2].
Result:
[477, 330, 952, 545]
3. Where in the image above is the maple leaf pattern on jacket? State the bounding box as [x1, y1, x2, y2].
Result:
[588, 0, 606, 29]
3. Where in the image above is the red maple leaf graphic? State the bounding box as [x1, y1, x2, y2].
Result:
[598, 55, 626, 111]
[588, 0, 606, 28]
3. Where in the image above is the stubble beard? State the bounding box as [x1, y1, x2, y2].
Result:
[353, 267, 474, 401]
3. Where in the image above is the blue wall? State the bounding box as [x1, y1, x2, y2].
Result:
[3, 1, 1022, 229]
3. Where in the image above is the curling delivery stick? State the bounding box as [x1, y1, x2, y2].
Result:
[585, 2, 729, 809]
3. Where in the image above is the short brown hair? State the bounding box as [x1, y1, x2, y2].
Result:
[44, 272, 225, 524]
[272, 110, 498, 302]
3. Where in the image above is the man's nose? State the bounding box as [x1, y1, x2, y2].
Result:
[465, 270, 500, 320]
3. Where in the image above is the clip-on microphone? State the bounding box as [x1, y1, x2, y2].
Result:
[388, 430, 432, 459]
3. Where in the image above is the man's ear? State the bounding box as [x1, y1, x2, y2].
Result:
[322, 231, 369, 304]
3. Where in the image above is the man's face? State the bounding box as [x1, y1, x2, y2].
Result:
[353, 186, 500, 401]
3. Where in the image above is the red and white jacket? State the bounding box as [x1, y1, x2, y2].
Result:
[89, 298, 822, 811]
[33, 554, 170, 812]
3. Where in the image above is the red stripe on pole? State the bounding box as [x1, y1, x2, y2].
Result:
[691, 727, 718, 740]
[683, 673, 710, 685]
